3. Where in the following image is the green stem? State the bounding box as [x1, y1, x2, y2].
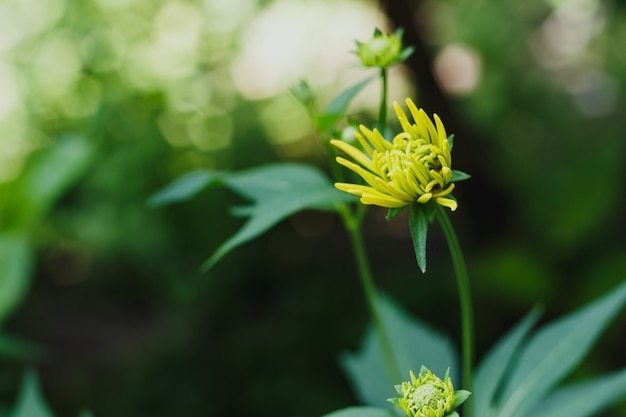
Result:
[434, 205, 474, 414]
[341, 208, 401, 384]
[377, 68, 388, 133]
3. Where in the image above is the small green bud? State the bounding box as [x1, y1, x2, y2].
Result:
[355, 28, 414, 69]
[290, 79, 316, 105]
[388, 367, 471, 417]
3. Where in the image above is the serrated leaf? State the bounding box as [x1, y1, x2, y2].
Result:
[340, 295, 458, 407]
[10, 371, 54, 417]
[409, 204, 432, 273]
[321, 406, 393, 417]
[496, 281, 626, 417]
[147, 170, 221, 208]
[201, 164, 351, 271]
[0, 234, 33, 324]
[473, 306, 542, 417]
[526, 367, 626, 417]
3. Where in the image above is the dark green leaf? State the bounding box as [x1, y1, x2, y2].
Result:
[448, 134, 455, 150]
[409, 204, 431, 273]
[0, 332, 42, 360]
[147, 170, 221, 208]
[496, 281, 626, 417]
[340, 294, 458, 407]
[201, 164, 351, 271]
[321, 407, 393, 417]
[527, 368, 626, 417]
[473, 306, 542, 417]
[0, 234, 33, 324]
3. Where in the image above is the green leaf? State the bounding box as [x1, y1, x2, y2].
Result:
[316, 76, 376, 133]
[496, 281, 626, 417]
[147, 170, 221, 208]
[340, 295, 458, 407]
[409, 204, 433, 273]
[0, 234, 33, 324]
[450, 170, 471, 183]
[526, 367, 626, 417]
[321, 406, 393, 417]
[472, 306, 542, 417]
[201, 164, 351, 271]
[1, 135, 93, 231]
[0, 332, 41, 360]
[10, 371, 54, 417]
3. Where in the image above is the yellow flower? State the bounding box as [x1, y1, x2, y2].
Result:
[331, 99, 457, 211]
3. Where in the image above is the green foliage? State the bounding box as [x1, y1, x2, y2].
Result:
[321, 406, 393, 417]
[8, 372, 93, 417]
[342, 282, 626, 417]
[408, 203, 435, 274]
[150, 163, 354, 271]
[494, 280, 626, 417]
[341, 295, 458, 408]
[0, 234, 32, 325]
[315, 76, 376, 134]
[0, 136, 94, 232]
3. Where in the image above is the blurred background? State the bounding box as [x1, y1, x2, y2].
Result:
[0, 0, 625, 416]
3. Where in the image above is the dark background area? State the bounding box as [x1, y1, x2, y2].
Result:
[0, 0, 625, 416]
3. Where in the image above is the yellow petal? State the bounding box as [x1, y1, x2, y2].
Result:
[330, 139, 375, 172]
[435, 196, 457, 211]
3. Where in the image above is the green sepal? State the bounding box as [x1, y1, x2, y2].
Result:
[398, 46, 414, 62]
[409, 202, 435, 273]
[448, 134, 455, 150]
[451, 170, 471, 183]
[453, 390, 472, 407]
[386, 206, 407, 221]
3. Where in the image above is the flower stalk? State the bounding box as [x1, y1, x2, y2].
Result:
[434, 205, 474, 416]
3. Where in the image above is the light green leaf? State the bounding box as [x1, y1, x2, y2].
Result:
[201, 164, 351, 271]
[321, 406, 393, 417]
[2, 135, 93, 231]
[147, 170, 221, 208]
[473, 306, 542, 417]
[341, 295, 457, 407]
[224, 163, 342, 208]
[316, 76, 376, 133]
[10, 371, 54, 417]
[527, 367, 626, 417]
[409, 204, 432, 273]
[497, 281, 626, 417]
[0, 234, 33, 324]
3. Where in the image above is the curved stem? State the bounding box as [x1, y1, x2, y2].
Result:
[340, 207, 401, 384]
[434, 205, 474, 414]
[377, 68, 388, 133]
